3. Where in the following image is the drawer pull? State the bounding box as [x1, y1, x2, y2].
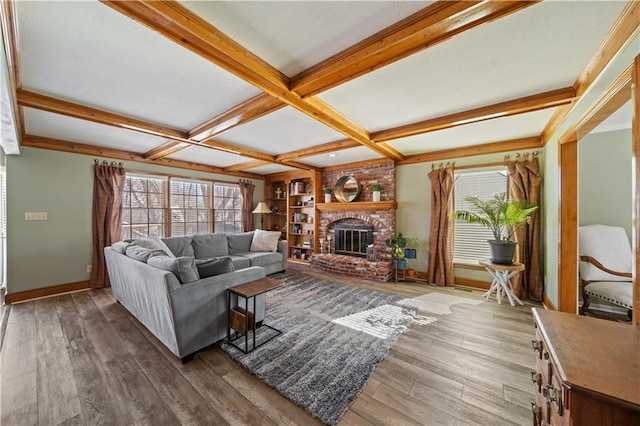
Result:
[530, 371, 542, 392]
[531, 339, 543, 358]
[531, 402, 542, 426]
[543, 384, 558, 403]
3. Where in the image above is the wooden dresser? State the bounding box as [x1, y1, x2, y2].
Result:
[531, 308, 640, 425]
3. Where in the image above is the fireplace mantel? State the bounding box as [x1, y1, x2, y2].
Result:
[316, 201, 397, 212]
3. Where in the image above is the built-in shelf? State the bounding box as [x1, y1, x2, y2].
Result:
[316, 201, 397, 212]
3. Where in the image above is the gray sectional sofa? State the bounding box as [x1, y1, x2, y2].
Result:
[104, 231, 286, 361]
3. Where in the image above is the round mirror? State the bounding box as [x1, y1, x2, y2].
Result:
[334, 176, 361, 202]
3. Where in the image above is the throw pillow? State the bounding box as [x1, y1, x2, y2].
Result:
[132, 235, 175, 258]
[111, 241, 131, 254]
[147, 256, 200, 284]
[192, 233, 229, 258]
[125, 245, 166, 263]
[227, 231, 254, 254]
[196, 257, 235, 278]
[250, 229, 281, 252]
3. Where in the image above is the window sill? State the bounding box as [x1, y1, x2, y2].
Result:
[453, 262, 485, 271]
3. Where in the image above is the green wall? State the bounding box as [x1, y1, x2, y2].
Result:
[579, 128, 632, 239]
[6, 147, 263, 293]
[397, 150, 542, 283]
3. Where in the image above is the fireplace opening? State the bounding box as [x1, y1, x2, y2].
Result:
[334, 224, 373, 258]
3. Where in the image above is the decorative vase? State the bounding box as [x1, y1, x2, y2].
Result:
[324, 193, 331, 203]
[488, 240, 517, 264]
[395, 258, 406, 270]
[372, 190, 381, 202]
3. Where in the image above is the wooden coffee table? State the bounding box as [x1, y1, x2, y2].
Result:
[226, 277, 283, 354]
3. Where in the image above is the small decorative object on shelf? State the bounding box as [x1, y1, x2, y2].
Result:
[275, 188, 282, 199]
[323, 187, 332, 203]
[372, 183, 382, 202]
[366, 244, 377, 262]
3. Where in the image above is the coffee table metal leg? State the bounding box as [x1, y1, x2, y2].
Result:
[243, 295, 248, 354]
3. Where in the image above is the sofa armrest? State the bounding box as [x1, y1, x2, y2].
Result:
[277, 240, 288, 271]
[168, 266, 267, 356]
[277, 240, 287, 254]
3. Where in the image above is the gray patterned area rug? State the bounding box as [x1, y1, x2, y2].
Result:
[221, 271, 419, 425]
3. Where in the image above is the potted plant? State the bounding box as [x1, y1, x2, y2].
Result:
[451, 193, 538, 264]
[323, 187, 332, 203]
[385, 233, 418, 270]
[372, 183, 382, 202]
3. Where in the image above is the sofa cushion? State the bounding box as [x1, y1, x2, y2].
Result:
[250, 229, 281, 252]
[227, 232, 254, 254]
[192, 233, 229, 259]
[227, 255, 251, 270]
[132, 236, 175, 257]
[125, 245, 166, 263]
[161, 236, 195, 257]
[147, 256, 200, 284]
[237, 251, 283, 267]
[195, 257, 235, 278]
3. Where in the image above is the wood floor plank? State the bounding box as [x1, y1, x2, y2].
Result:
[0, 402, 38, 426]
[34, 297, 83, 425]
[180, 358, 275, 426]
[371, 383, 459, 425]
[339, 410, 376, 426]
[221, 366, 321, 426]
[55, 295, 131, 425]
[349, 392, 422, 426]
[111, 316, 225, 425]
[105, 354, 181, 425]
[0, 302, 37, 418]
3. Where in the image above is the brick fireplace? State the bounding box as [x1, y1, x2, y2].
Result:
[310, 161, 396, 282]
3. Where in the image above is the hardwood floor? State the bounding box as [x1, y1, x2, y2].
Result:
[1, 264, 539, 425]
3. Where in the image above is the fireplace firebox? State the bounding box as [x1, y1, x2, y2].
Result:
[334, 224, 373, 258]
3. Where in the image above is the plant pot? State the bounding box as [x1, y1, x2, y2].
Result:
[404, 248, 417, 259]
[324, 193, 332, 203]
[395, 258, 406, 270]
[372, 190, 381, 202]
[406, 269, 416, 278]
[488, 240, 517, 265]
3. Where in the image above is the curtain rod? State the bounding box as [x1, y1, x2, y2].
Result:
[94, 159, 123, 168]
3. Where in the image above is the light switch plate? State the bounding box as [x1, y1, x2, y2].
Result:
[25, 212, 48, 221]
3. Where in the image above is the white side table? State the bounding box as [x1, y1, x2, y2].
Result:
[479, 259, 525, 306]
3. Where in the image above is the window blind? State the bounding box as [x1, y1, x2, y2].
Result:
[213, 183, 242, 233]
[121, 174, 168, 240]
[170, 178, 212, 236]
[453, 170, 507, 265]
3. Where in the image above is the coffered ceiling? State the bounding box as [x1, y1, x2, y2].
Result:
[0, 1, 634, 178]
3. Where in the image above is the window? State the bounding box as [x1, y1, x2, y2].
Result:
[214, 183, 242, 233]
[170, 179, 212, 236]
[453, 170, 507, 265]
[121, 174, 241, 238]
[121, 174, 167, 240]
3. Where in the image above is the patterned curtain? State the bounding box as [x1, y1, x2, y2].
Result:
[506, 153, 543, 301]
[427, 164, 455, 286]
[239, 180, 255, 232]
[89, 160, 125, 288]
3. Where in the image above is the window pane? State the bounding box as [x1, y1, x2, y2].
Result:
[453, 170, 507, 264]
[121, 174, 167, 239]
[169, 179, 213, 237]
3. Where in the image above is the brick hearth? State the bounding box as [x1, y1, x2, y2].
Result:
[309, 254, 394, 282]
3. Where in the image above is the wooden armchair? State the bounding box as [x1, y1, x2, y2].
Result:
[579, 225, 633, 321]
